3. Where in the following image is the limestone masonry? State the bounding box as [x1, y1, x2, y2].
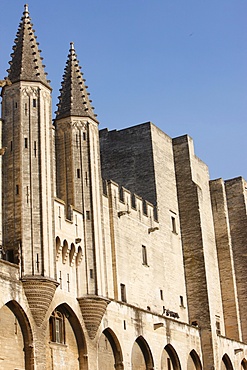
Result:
[0, 4, 246, 370]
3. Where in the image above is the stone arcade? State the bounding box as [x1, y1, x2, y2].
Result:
[0, 4, 247, 370]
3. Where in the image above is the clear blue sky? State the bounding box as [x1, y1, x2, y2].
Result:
[1, 1, 246, 180]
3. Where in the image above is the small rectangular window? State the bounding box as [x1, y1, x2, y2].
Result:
[142, 245, 148, 266]
[180, 295, 184, 307]
[24, 138, 28, 148]
[216, 316, 221, 335]
[86, 211, 90, 220]
[90, 269, 94, 279]
[160, 290, 163, 300]
[10, 141, 13, 151]
[15, 102, 18, 108]
[33, 99, 36, 107]
[83, 132, 86, 141]
[120, 283, 126, 302]
[77, 168, 81, 178]
[16, 185, 19, 195]
[171, 216, 177, 233]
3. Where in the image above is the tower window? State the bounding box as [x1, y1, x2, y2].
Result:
[86, 211, 90, 220]
[77, 168, 81, 178]
[142, 245, 148, 266]
[180, 295, 184, 307]
[33, 99, 37, 107]
[49, 310, 65, 344]
[216, 316, 221, 335]
[171, 216, 177, 233]
[24, 138, 28, 148]
[160, 289, 163, 300]
[15, 102, 18, 108]
[83, 132, 86, 141]
[120, 283, 126, 302]
[16, 185, 19, 195]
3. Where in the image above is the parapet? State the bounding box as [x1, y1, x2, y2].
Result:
[102, 179, 158, 222]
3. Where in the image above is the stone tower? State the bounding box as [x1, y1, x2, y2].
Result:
[54, 43, 106, 297]
[1, 4, 55, 279]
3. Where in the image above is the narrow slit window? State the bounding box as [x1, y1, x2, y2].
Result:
[171, 216, 177, 233]
[86, 211, 90, 220]
[16, 185, 19, 195]
[33, 99, 37, 107]
[120, 283, 126, 302]
[180, 295, 184, 307]
[24, 138, 28, 148]
[142, 245, 148, 266]
[83, 132, 86, 141]
[77, 168, 81, 178]
[160, 289, 163, 300]
[34, 141, 37, 157]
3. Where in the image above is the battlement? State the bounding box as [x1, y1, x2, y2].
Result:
[102, 179, 159, 222]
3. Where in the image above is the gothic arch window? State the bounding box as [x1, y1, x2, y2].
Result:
[76, 246, 83, 266]
[161, 344, 181, 370]
[98, 328, 124, 370]
[56, 236, 61, 259]
[221, 354, 234, 370]
[49, 304, 88, 370]
[1, 301, 34, 370]
[69, 243, 75, 265]
[187, 350, 202, 370]
[131, 336, 154, 370]
[62, 240, 68, 264]
[49, 309, 65, 344]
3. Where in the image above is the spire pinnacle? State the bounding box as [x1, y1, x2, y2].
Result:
[7, 5, 50, 88]
[56, 43, 97, 121]
[24, 4, 29, 16]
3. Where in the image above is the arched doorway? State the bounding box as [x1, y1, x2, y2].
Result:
[221, 354, 234, 370]
[131, 336, 154, 370]
[98, 328, 124, 369]
[0, 300, 34, 370]
[161, 344, 181, 370]
[47, 303, 87, 370]
[187, 350, 202, 370]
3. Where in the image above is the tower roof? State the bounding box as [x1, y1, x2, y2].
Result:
[55, 42, 97, 121]
[7, 4, 50, 88]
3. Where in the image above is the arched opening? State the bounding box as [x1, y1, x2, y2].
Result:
[187, 350, 202, 370]
[161, 344, 181, 370]
[98, 328, 124, 369]
[56, 236, 61, 259]
[221, 354, 234, 370]
[131, 336, 154, 370]
[241, 359, 247, 370]
[47, 303, 88, 370]
[76, 246, 83, 266]
[69, 243, 75, 265]
[62, 240, 68, 264]
[0, 301, 34, 370]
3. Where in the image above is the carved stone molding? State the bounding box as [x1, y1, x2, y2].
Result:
[22, 276, 59, 327]
[77, 295, 110, 340]
[22, 86, 39, 96]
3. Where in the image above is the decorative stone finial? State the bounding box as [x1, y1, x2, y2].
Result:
[70, 42, 75, 51]
[24, 4, 29, 15]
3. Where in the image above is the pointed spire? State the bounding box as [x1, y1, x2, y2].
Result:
[55, 42, 97, 121]
[7, 4, 50, 88]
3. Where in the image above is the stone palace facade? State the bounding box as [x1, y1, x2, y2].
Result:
[0, 4, 247, 370]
